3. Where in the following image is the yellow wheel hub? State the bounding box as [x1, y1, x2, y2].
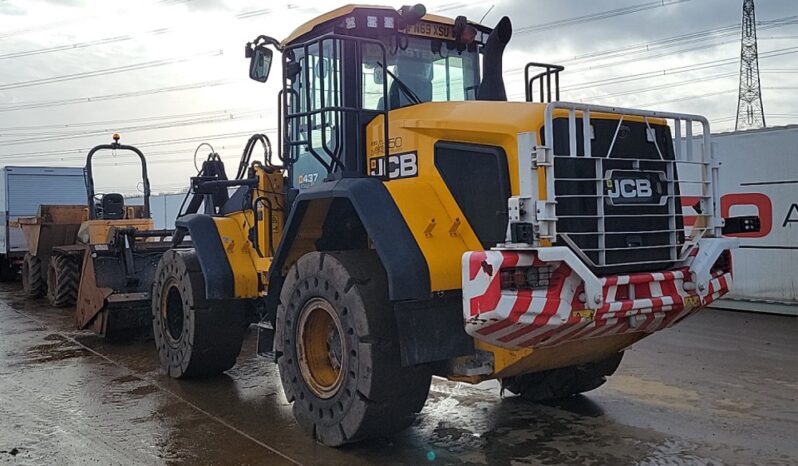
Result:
[297, 298, 345, 399]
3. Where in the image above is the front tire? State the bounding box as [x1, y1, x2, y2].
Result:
[276, 251, 431, 447]
[502, 352, 624, 401]
[22, 253, 44, 298]
[151, 249, 246, 378]
[47, 254, 79, 307]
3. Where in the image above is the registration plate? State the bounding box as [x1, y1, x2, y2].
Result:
[405, 21, 454, 40]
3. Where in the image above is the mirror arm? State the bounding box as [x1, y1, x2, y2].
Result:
[249, 35, 282, 52]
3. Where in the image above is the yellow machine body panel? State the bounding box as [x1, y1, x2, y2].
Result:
[212, 166, 287, 299]
[365, 101, 545, 292]
[212, 214, 260, 299]
[449, 333, 646, 383]
[362, 101, 673, 380]
[365, 101, 669, 293]
[78, 218, 154, 245]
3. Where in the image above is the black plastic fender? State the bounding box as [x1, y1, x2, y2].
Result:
[174, 214, 234, 300]
[269, 178, 430, 302]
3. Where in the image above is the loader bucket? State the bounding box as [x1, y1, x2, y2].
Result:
[17, 205, 85, 258]
[75, 240, 167, 340]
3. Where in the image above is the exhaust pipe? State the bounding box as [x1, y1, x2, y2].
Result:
[477, 16, 512, 101]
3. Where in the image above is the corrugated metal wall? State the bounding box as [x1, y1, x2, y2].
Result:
[127, 193, 187, 229]
[1, 167, 87, 253]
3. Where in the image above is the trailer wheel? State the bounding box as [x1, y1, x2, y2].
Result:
[502, 352, 624, 402]
[151, 250, 246, 378]
[22, 253, 45, 298]
[47, 254, 79, 307]
[276, 251, 431, 447]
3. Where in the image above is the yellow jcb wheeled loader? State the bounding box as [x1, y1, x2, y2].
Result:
[150, 4, 759, 446]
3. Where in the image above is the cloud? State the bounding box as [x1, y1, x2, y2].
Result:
[182, 0, 233, 12]
[38, 0, 85, 6]
[1, 0, 797, 190]
[0, 2, 27, 15]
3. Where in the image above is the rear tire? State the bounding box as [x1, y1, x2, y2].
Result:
[47, 254, 79, 307]
[502, 352, 624, 402]
[151, 249, 247, 378]
[22, 253, 44, 298]
[276, 251, 431, 447]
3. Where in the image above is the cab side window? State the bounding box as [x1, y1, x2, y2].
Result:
[289, 39, 343, 189]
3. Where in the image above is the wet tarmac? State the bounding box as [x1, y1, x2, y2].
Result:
[0, 282, 796, 465]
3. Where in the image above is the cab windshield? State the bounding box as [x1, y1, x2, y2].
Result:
[362, 35, 480, 110]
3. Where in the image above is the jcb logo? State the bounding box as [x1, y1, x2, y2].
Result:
[605, 170, 665, 206]
[607, 179, 653, 199]
[369, 152, 418, 180]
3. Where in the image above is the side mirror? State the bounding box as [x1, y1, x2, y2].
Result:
[248, 46, 273, 83]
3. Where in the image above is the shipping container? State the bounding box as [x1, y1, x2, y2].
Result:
[0, 166, 87, 279]
[688, 125, 798, 315]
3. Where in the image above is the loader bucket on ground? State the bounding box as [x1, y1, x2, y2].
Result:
[17, 205, 85, 258]
[75, 240, 167, 340]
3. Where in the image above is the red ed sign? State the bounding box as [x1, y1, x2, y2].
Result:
[681, 193, 772, 238]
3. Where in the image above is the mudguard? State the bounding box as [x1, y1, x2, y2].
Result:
[174, 214, 235, 300]
[270, 178, 430, 301]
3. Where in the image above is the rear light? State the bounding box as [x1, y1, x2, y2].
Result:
[499, 266, 554, 290]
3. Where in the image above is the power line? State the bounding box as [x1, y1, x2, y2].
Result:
[560, 45, 798, 92]
[514, 0, 693, 35]
[0, 79, 237, 112]
[570, 71, 739, 102]
[0, 5, 293, 62]
[0, 50, 222, 91]
[0, 29, 170, 61]
[0, 129, 276, 159]
[637, 89, 738, 108]
[0, 0, 190, 39]
[508, 62, 797, 103]
[506, 15, 798, 74]
[0, 110, 272, 146]
[563, 69, 793, 104]
[0, 108, 251, 132]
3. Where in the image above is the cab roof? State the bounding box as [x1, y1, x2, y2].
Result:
[282, 4, 491, 46]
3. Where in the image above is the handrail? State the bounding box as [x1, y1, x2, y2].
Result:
[85, 141, 151, 220]
[524, 62, 564, 103]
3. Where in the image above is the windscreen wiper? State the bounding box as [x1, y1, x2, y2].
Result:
[377, 62, 422, 106]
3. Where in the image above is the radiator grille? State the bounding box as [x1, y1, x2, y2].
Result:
[540, 107, 717, 275]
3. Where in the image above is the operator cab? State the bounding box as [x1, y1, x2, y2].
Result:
[281, 5, 490, 110]
[246, 4, 518, 191]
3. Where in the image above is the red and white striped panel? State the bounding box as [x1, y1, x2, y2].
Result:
[462, 250, 731, 350]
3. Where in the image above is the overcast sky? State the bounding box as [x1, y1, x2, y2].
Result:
[1, 0, 796, 193]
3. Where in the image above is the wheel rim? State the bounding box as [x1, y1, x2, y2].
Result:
[297, 297, 345, 399]
[161, 279, 185, 344]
